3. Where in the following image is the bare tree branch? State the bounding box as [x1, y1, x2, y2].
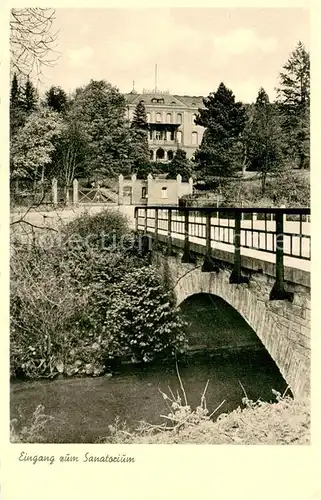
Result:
[10, 8, 60, 80]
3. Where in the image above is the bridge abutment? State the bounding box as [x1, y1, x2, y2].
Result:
[153, 249, 310, 399]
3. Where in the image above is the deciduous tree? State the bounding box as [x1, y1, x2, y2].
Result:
[45, 85, 68, 113]
[70, 80, 132, 179]
[246, 88, 284, 193]
[10, 107, 63, 187]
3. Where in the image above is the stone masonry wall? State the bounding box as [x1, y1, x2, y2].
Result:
[154, 251, 311, 399]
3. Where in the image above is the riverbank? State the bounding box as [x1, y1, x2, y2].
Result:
[103, 396, 310, 445]
[10, 350, 290, 444]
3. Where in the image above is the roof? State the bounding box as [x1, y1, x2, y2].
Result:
[124, 92, 205, 109]
[173, 95, 204, 108]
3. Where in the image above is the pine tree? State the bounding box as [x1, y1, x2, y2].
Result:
[45, 86, 68, 113]
[10, 73, 25, 137]
[131, 100, 148, 130]
[130, 100, 150, 176]
[276, 41, 310, 169]
[167, 149, 191, 181]
[10, 73, 20, 106]
[22, 77, 38, 113]
[194, 82, 246, 180]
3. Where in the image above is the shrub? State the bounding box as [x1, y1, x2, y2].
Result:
[90, 266, 188, 364]
[265, 168, 310, 206]
[10, 209, 187, 379]
[10, 245, 91, 379]
[10, 404, 53, 443]
[61, 208, 131, 249]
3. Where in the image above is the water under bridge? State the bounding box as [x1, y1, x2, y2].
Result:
[134, 205, 311, 399]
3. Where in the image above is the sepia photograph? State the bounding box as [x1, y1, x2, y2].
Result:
[9, 7, 311, 447]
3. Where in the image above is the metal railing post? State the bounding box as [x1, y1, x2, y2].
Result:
[270, 210, 293, 301]
[167, 209, 172, 255]
[230, 210, 248, 284]
[202, 210, 219, 272]
[134, 207, 138, 233]
[144, 207, 148, 234]
[181, 209, 190, 263]
[154, 208, 159, 250]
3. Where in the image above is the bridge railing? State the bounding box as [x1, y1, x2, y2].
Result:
[134, 206, 310, 301]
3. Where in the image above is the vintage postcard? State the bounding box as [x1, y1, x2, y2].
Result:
[1, 1, 319, 499]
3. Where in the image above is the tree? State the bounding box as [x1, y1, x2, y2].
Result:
[276, 41, 310, 169]
[10, 8, 59, 78]
[167, 149, 191, 181]
[194, 82, 246, 181]
[131, 100, 148, 130]
[70, 80, 132, 179]
[10, 73, 25, 137]
[52, 110, 91, 201]
[130, 100, 150, 176]
[10, 107, 64, 187]
[22, 77, 38, 113]
[10, 72, 20, 106]
[45, 86, 68, 113]
[245, 88, 284, 193]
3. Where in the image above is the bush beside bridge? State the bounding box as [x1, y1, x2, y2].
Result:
[10, 209, 187, 380]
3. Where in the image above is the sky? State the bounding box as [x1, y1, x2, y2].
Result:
[39, 8, 309, 103]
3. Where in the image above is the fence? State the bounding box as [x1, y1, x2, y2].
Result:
[134, 206, 311, 300]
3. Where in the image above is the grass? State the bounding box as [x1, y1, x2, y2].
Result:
[103, 380, 310, 445]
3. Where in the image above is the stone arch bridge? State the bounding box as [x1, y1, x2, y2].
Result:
[135, 205, 311, 399]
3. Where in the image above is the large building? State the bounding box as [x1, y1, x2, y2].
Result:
[125, 88, 205, 162]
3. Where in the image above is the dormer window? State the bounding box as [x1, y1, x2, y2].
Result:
[151, 98, 157, 103]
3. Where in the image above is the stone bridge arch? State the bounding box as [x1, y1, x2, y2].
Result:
[162, 256, 310, 399]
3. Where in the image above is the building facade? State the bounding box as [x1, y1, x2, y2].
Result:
[119, 173, 193, 206]
[125, 89, 205, 162]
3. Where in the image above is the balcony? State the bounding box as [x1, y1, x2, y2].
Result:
[149, 138, 179, 146]
[148, 121, 182, 127]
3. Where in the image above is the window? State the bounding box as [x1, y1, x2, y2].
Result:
[161, 187, 168, 199]
[156, 112, 161, 122]
[158, 98, 164, 104]
[177, 130, 182, 143]
[142, 187, 147, 198]
[167, 150, 174, 161]
[151, 98, 157, 103]
[177, 113, 182, 124]
[191, 131, 198, 145]
[150, 150, 154, 160]
[166, 113, 172, 123]
[146, 113, 150, 123]
[155, 131, 161, 140]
